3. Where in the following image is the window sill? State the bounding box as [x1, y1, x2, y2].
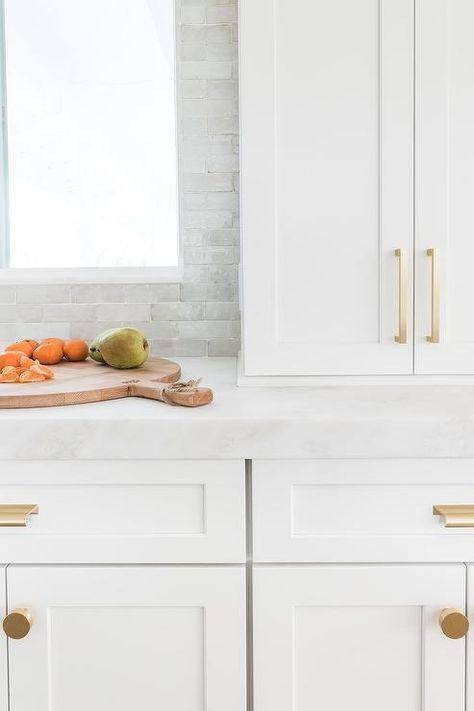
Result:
[0, 266, 183, 285]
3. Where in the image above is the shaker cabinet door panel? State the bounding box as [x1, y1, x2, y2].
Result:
[415, 0, 474, 373]
[254, 565, 465, 711]
[6, 566, 245, 711]
[240, 0, 414, 375]
[0, 567, 6, 711]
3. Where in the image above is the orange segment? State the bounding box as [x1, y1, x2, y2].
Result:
[0, 371, 20, 383]
[19, 370, 45, 383]
[30, 362, 55, 379]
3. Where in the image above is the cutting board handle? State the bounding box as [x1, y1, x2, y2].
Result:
[131, 379, 213, 407]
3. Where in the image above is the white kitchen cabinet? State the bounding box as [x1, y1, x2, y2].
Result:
[0, 567, 6, 711]
[240, 0, 474, 378]
[415, 0, 474, 374]
[5, 566, 246, 711]
[253, 565, 466, 711]
[240, 0, 414, 376]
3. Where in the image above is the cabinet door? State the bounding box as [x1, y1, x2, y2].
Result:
[240, 0, 414, 376]
[415, 0, 474, 373]
[254, 565, 465, 711]
[6, 566, 245, 711]
[0, 567, 6, 711]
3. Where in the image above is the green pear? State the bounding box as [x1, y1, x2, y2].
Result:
[98, 327, 150, 369]
[89, 328, 117, 363]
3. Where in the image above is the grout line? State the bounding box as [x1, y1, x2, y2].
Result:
[245, 459, 254, 711]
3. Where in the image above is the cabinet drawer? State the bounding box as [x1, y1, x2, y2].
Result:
[253, 460, 474, 562]
[0, 460, 245, 563]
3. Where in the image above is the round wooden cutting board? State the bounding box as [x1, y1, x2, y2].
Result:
[0, 357, 182, 409]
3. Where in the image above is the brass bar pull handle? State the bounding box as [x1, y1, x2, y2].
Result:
[439, 608, 469, 639]
[433, 504, 474, 527]
[394, 248, 407, 344]
[0, 504, 39, 527]
[427, 248, 440, 343]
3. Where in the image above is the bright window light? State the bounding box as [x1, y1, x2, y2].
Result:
[1, 0, 179, 269]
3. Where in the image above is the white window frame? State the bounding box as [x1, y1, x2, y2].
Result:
[0, 0, 183, 285]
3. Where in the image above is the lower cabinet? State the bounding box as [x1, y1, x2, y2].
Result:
[4, 566, 246, 711]
[0, 567, 6, 711]
[253, 564, 467, 711]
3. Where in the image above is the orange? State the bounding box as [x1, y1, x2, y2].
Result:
[0, 351, 25, 369]
[42, 338, 64, 347]
[33, 343, 63, 365]
[19, 370, 45, 383]
[30, 362, 55, 379]
[63, 339, 89, 362]
[5, 341, 35, 357]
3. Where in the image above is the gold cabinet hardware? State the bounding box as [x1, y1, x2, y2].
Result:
[394, 248, 407, 344]
[439, 608, 469, 639]
[433, 504, 474, 527]
[3, 609, 33, 639]
[427, 248, 440, 343]
[0, 504, 39, 527]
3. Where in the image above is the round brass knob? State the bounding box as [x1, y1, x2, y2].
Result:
[3, 608, 33, 639]
[439, 608, 469, 639]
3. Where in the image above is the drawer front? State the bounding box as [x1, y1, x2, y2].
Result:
[253, 460, 474, 562]
[0, 460, 245, 563]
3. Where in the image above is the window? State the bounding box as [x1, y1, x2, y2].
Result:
[0, 0, 179, 276]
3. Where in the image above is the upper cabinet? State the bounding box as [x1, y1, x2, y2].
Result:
[415, 0, 474, 374]
[240, 0, 474, 377]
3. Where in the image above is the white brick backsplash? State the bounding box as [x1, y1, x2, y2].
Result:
[206, 43, 238, 61]
[206, 5, 237, 23]
[16, 285, 71, 304]
[181, 61, 232, 79]
[181, 80, 207, 98]
[151, 302, 204, 321]
[184, 210, 233, 229]
[182, 116, 208, 136]
[205, 228, 239, 245]
[208, 116, 239, 134]
[124, 284, 180, 303]
[208, 80, 237, 99]
[208, 338, 240, 356]
[181, 283, 236, 302]
[3, 0, 240, 358]
[42, 304, 97, 322]
[207, 154, 239, 172]
[0, 287, 15, 304]
[95, 303, 150, 322]
[184, 172, 234, 191]
[180, 43, 207, 61]
[181, 6, 206, 23]
[205, 302, 240, 320]
[151, 339, 207, 357]
[209, 264, 238, 283]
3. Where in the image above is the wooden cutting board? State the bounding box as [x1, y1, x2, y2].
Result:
[0, 357, 212, 409]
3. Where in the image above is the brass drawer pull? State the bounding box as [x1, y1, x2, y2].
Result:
[3, 609, 33, 639]
[433, 504, 474, 527]
[427, 248, 440, 343]
[439, 608, 469, 639]
[394, 248, 408, 344]
[0, 504, 39, 527]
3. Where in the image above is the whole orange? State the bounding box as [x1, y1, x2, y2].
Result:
[33, 343, 63, 365]
[63, 340, 89, 362]
[5, 341, 35, 357]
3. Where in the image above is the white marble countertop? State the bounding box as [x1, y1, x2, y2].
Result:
[1, 357, 474, 460]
